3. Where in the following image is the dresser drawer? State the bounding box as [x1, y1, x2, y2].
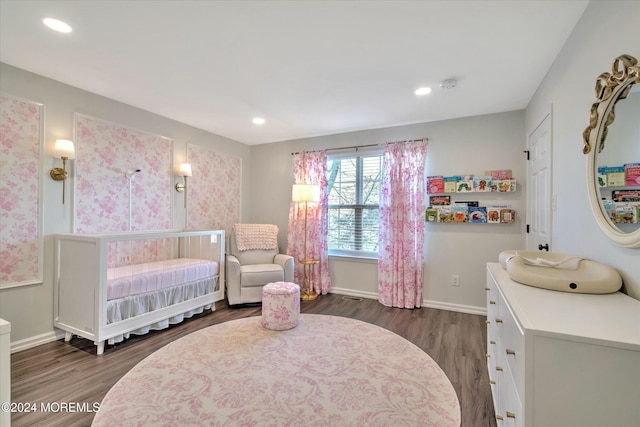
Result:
[498, 294, 524, 399]
[490, 354, 504, 420]
[487, 337, 497, 383]
[486, 280, 499, 309]
[496, 343, 522, 427]
[487, 319, 499, 356]
[500, 369, 523, 427]
[486, 280, 500, 352]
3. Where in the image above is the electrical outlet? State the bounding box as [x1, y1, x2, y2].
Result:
[451, 275, 460, 287]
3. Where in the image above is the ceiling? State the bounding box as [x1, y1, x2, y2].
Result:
[0, 1, 589, 145]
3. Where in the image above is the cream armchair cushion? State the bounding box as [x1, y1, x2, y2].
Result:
[226, 225, 294, 305]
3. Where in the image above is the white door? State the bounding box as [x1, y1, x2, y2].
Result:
[527, 114, 552, 252]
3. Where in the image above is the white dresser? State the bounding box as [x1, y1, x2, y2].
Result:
[486, 262, 640, 427]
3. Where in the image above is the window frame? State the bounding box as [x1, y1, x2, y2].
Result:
[327, 148, 382, 259]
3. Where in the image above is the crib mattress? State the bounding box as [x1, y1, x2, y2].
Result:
[107, 258, 219, 300]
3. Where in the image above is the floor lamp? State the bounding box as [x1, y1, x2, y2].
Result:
[292, 183, 320, 300]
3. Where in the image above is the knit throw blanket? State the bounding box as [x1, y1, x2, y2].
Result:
[234, 224, 279, 251]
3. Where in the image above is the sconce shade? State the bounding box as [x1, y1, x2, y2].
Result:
[176, 163, 191, 208]
[292, 184, 320, 203]
[50, 139, 75, 204]
[179, 163, 192, 177]
[53, 139, 75, 159]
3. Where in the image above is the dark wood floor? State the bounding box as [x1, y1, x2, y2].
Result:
[9, 294, 496, 427]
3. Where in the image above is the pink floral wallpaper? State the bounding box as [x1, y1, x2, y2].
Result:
[0, 94, 42, 287]
[187, 144, 241, 234]
[75, 114, 172, 233]
[107, 238, 176, 268]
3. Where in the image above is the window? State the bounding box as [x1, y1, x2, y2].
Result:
[327, 153, 382, 257]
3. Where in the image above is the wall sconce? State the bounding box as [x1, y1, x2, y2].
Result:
[49, 139, 75, 204]
[175, 163, 192, 208]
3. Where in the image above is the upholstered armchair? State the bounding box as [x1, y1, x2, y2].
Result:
[226, 224, 294, 305]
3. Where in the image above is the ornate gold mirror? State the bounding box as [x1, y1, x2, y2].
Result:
[583, 54, 640, 248]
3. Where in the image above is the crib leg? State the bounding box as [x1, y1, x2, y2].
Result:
[64, 332, 73, 342]
[96, 341, 105, 355]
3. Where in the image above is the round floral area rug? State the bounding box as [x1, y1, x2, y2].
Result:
[92, 314, 460, 426]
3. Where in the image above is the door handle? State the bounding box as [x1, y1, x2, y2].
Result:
[538, 243, 549, 251]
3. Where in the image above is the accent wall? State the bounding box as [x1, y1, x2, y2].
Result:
[0, 63, 251, 349]
[0, 94, 43, 288]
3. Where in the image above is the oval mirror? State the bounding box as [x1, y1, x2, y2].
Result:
[584, 54, 640, 248]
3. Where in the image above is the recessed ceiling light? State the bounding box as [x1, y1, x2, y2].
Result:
[43, 17, 72, 33]
[414, 87, 432, 96]
[252, 117, 266, 125]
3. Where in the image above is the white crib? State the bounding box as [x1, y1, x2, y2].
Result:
[54, 229, 225, 355]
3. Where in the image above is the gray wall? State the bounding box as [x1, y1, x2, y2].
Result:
[525, 0, 640, 299]
[250, 111, 526, 313]
[0, 63, 252, 348]
[251, 0, 640, 308]
[2, 0, 639, 351]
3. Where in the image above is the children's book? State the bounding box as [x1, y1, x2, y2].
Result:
[425, 208, 438, 222]
[612, 190, 640, 202]
[500, 209, 515, 224]
[436, 206, 453, 223]
[625, 163, 640, 186]
[597, 167, 608, 188]
[473, 175, 492, 192]
[457, 177, 474, 193]
[487, 207, 501, 223]
[613, 205, 635, 224]
[443, 176, 460, 193]
[427, 176, 444, 194]
[487, 205, 511, 223]
[485, 170, 512, 180]
[430, 195, 451, 206]
[496, 179, 516, 192]
[469, 206, 487, 223]
[451, 204, 468, 222]
[455, 201, 479, 207]
[601, 200, 615, 220]
[606, 166, 625, 187]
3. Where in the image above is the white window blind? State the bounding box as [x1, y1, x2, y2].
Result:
[327, 153, 382, 256]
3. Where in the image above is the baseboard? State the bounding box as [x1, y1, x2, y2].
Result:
[11, 293, 485, 353]
[329, 287, 486, 316]
[329, 287, 378, 300]
[11, 329, 65, 354]
[422, 300, 487, 316]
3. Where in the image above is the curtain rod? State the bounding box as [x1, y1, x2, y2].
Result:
[290, 138, 428, 155]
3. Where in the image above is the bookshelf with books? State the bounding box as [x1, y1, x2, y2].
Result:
[597, 163, 640, 228]
[426, 170, 517, 224]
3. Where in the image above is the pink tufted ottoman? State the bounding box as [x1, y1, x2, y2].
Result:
[261, 282, 300, 330]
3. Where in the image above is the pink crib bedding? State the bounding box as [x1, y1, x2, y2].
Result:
[107, 258, 219, 301]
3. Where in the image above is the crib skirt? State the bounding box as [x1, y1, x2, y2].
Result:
[106, 276, 216, 344]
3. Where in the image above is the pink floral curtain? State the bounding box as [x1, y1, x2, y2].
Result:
[287, 151, 331, 294]
[378, 140, 427, 308]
